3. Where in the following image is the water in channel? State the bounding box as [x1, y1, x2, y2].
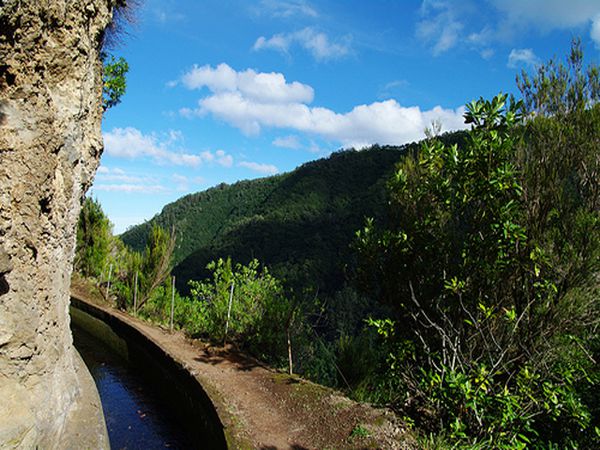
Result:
[72, 325, 195, 450]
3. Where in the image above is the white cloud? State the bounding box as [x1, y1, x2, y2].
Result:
[480, 48, 495, 60]
[182, 63, 237, 92]
[179, 64, 466, 148]
[94, 184, 168, 194]
[179, 107, 195, 118]
[215, 149, 234, 167]
[94, 167, 165, 194]
[103, 127, 203, 166]
[95, 166, 151, 184]
[182, 63, 314, 103]
[416, 1, 600, 57]
[93, 166, 212, 196]
[273, 135, 301, 149]
[255, 0, 318, 18]
[491, 0, 600, 30]
[490, 1, 600, 45]
[172, 173, 189, 191]
[467, 26, 493, 47]
[200, 150, 214, 162]
[238, 161, 280, 175]
[253, 28, 351, 61]
[308, 140, 329, 154]
[163, 174, 207, 193]
[152, 6, 186, 24]
[416, 1, 464, 55]
[383, 80, 409, 91]
[466, 27, 496, 58]
[253, 35, 288, 53]
[507, 48, 540, 69]
[199, 92, 467, 147]
[99, 172, 143, 183]
[379, 79, 409, 99]
[103, 127, 233, 168]
[434, 22, 462, 54]
[592, 14, 600, 46]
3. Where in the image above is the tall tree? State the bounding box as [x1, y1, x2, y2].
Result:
[137, 224, 176, 309]
[75, 197, 112, 278]
[516, 38, 600, 291]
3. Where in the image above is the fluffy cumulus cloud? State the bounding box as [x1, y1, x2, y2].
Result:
[179, 64, 466, 148]
[103, 127, 201, 166]
[507, 48, 540, 68]
[182, 63, 314, 104]
[253, 28, 351, 61]
[103, 127, 233, 167]
[238, 161, 280, 175]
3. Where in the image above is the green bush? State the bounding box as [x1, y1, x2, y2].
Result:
[356, 91, 599, 447]
[75, 197, 111, 278]
[188, 258, 292, 363]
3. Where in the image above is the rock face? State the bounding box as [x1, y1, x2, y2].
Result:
[0, 1, 115, 447]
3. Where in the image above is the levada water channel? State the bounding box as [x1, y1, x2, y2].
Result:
[70, 300, 227, 450]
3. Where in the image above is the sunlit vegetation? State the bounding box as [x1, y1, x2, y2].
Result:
[76, 39, 599, 448]
[101, 54, 128, 111]
[356, 39, 600, 448]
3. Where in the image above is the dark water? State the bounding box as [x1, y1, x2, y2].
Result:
[72, 326, 195, 450]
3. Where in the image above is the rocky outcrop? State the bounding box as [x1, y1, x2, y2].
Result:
[0, 1, 115, 447]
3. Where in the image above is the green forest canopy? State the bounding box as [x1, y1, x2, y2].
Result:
[120, 137, 466, 296]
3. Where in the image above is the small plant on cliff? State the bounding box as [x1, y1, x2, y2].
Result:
[102, 54, 129, 111]
[100, 0, 136, 110]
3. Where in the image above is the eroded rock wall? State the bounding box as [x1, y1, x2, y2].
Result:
[0, 1, 115, 447]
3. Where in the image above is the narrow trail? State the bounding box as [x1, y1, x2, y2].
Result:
[71, 283, 412, 449]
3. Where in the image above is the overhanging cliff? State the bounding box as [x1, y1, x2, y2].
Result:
[0, 1, 116, 447]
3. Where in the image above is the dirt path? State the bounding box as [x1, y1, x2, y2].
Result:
[71, 281, 413, 449]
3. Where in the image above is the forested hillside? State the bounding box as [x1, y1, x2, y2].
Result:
[121, 141, 460, 294]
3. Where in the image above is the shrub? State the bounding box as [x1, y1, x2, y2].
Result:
[188, 258, 292, 363]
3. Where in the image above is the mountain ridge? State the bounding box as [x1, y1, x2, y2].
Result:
[120, 135, 467, 294]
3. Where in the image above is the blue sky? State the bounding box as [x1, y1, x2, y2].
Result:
[95, 0, 600, 233]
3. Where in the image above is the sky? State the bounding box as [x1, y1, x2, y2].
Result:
[95, 0, 600, 233]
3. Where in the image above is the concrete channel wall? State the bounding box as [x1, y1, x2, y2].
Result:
[70, 297, 228, 450]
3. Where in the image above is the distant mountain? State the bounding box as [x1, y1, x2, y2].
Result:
[120, 136, 466, 295]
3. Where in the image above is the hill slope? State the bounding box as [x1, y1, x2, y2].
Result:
[121, 139, 463, 294]
[121, 145, 405, 292]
